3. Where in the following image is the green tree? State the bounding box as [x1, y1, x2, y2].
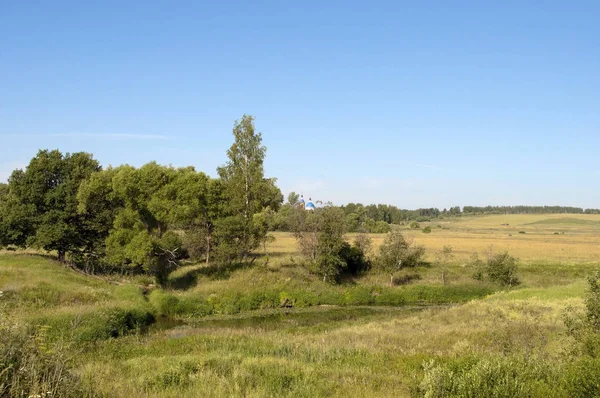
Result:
[486, 251, 520, 287]
[291, 205, 351, 282]
[75, 166, 123, 271]
[78, 163, 213, 282]
[2, 150, 101, 262]
[216, 115, 282, 263]
[287, 191, 300, 206]
[290, 206, 321, 261]
[313, 206, 347, 282]
[435, 245, 454, 284]
[376, 230, 425, 286]
[252, 207, 277, 260]
[353, 233, 373, 260]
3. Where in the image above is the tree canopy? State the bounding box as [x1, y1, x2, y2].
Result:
[0, 150, 101, 262]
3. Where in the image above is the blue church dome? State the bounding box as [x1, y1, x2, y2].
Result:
[305, 198, 316, 210]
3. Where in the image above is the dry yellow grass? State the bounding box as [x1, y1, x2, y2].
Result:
[269, 214, 600, 264]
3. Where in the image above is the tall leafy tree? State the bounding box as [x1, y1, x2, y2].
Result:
[79, 163, 213, 282]
[216, 115, 282, 263]
[1, 150, 101, 262]
[314, 206, 348, 282]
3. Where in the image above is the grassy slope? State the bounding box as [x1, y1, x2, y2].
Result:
[1, 214, 599, 397]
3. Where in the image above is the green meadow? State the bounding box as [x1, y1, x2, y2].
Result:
[2, 214, 600, 397]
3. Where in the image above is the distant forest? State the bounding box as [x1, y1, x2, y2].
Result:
[271, 201, 600, 234]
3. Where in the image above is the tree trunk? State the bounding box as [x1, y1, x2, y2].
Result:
[58, 250, 66, 264]
[205, 236, 211, 264]
[390, 274, 394, 287]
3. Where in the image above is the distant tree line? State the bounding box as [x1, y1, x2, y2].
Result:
[270, 202, 600, 234]
[462, 205, 600, 215]
[271, 202, 451, 233]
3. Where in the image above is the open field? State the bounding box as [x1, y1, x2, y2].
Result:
[2, 214, 600, 397]
[269, 214, 600, 264]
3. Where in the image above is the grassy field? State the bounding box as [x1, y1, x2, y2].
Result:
[2, 214, 600, 397]
[270, 214, 600, 264]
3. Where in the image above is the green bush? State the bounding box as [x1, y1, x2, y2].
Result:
[418, 356, 557, 398]
[369, 220, 392, 234]
[177, 295, 213, 316]
[209, 292, 242, 315]
[487, 252, 520, 287]
[563, 357, 600, 397]
[99, 306, 155, 338]
[344, 286, 374, 305]
[314, 290, 345, 306]
[422, 226, 432, 234]
[291, 290, 319, 307]
[338, 242, 371, 275]
[148, 290, 181, 317]
[585, 270, 600, 330]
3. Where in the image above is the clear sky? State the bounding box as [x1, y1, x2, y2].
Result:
[1, 1, 599, 209]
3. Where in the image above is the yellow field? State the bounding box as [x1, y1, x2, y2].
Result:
[268, 214, 600, 264]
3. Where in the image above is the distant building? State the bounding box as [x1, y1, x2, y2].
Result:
[298, 194, 316, 211]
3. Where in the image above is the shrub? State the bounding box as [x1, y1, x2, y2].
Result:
[344, 286, 374, 305]
[585, 271, 600, 330]
[289, 290, 319, 307]
[376, 231, 426, 286]
[467, 253, 486, 281]
[563, 357, 600, 397]
[418, 356, 556, 398]
[422, 226, 432, 234]
[313, 254, 346, 283]
[410, 221, 421, 229]
[100, 306, 155, 338]
[487, 251, 520, 287]
[370, 220, 392, 234]
[209, 292, 241, 315]
[177, 295, 213, 316]
[338, 242, 371, 275]
[148, 290, 181, 317]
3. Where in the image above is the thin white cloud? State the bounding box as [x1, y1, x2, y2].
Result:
[2, 133, 173, 141]
[50, 133, 172, 141]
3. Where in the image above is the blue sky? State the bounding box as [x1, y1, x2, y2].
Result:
[1, 1, 599, 209]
